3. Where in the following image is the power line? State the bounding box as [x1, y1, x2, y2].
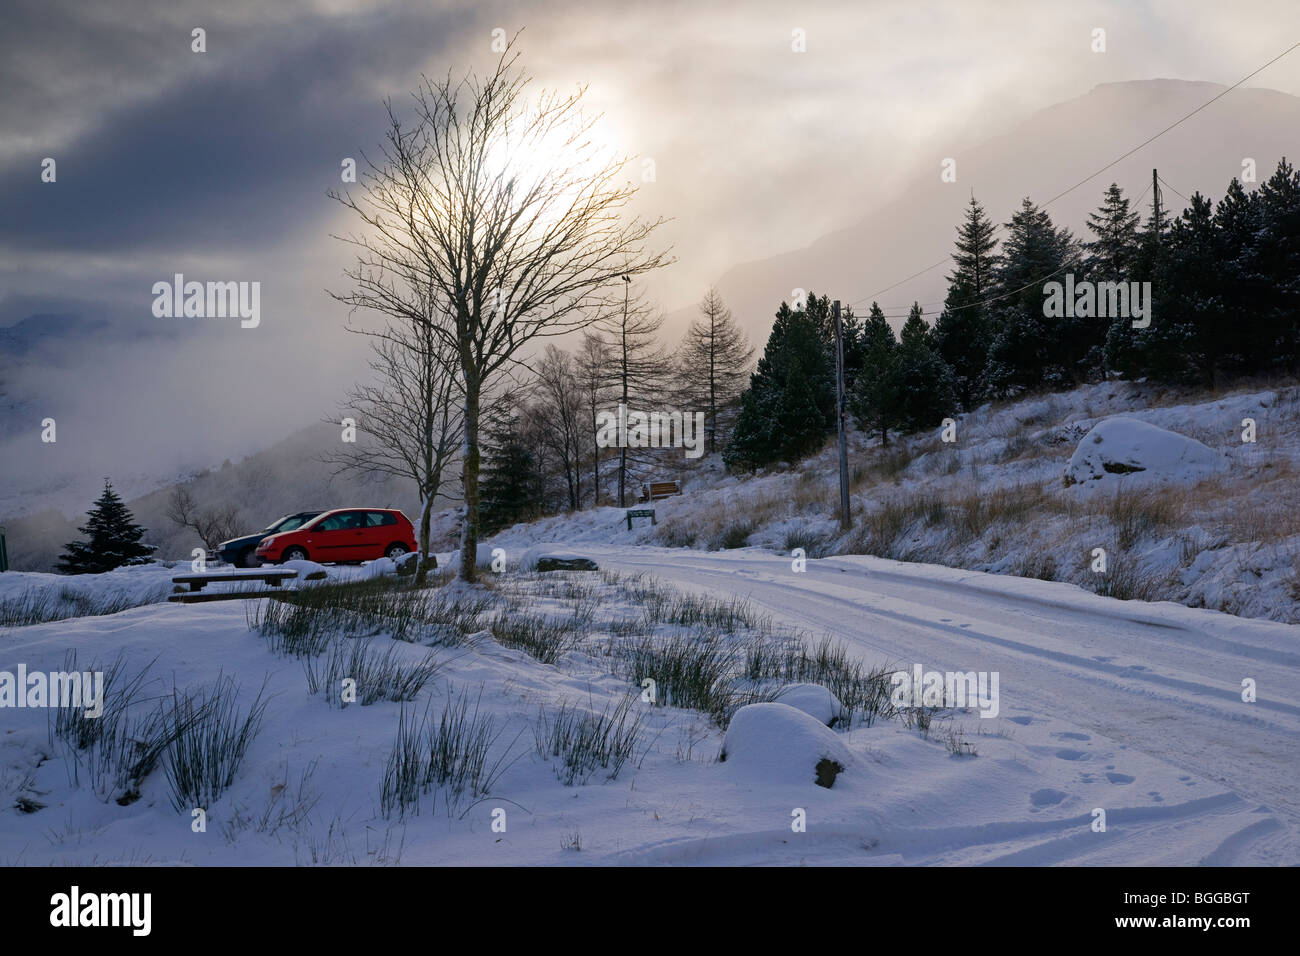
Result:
[847, 40, 1300, 312]
[1158, 174, 1191, 205]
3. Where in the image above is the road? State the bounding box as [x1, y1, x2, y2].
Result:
[589, 545, 1300, 863]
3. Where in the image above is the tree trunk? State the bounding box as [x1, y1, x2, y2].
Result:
[415, 493, 432, 587]
[459, 379, 481, 583]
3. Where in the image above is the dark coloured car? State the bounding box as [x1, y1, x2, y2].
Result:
[212, 512, 323, 568]
[255, 508, 416, 565]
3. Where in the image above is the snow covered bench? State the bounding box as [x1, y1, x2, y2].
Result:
[639, 480, 681, 502]
[171, 569, 298, 593]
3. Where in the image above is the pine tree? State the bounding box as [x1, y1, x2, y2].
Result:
[677, 288, 755, 455]
[1084, 183, 1142, 277]
[985, 198, 1078, 393]
[849, 302, 900, 445]
[933, 195, 998, 409]
[1215, 176, 1265, 374]
[1252, 157, 1300, 372]
[479, 417, 544, 534]
[893, 303, 956, 433]
[1147, 193, 1222, 385]
[1082, 183, 1143, 379]
[57, 480, 155, 574]
[724, 297, 835, 470]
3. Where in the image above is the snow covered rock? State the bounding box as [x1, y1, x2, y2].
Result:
[280, 559, 327, 582]
[394, 551, 437, 576]
[720, 703, 854, 788]
[520, 545, 598, 572]
[773, 683, 846, 727]
[1064, 417, 1220, 486]
[443, 544, 502, 572]
[364, 557, 397, 579]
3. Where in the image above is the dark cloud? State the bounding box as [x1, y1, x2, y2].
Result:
[0, 1, 479, 254]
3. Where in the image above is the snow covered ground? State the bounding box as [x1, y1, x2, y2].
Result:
[489, 380, 1300, 625]
[1, 547, 1295, 866]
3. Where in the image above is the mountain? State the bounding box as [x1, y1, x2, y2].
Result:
[0, 422, 456, 572]
[691, 79, 1300, 338]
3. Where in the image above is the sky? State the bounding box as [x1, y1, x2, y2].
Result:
[2, 0, 1299, 512]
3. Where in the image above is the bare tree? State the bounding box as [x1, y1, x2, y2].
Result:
[529, 345, 587, 510]
[325, 302, 461, 586]
[594, 278, 669, 506]
[166, 486, 243, 554]
[575, 331, 614, 506]
[677, 287, 754, 454]
[329, 39, 670, 580]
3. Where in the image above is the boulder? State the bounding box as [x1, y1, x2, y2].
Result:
[1064, 417, 1220, 486]
[774, 683, 846, 727]
[720, 702, 854, 789]
[536, 556, 599, 572]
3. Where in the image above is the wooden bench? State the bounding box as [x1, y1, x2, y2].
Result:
[172, 569, 298, 593]
[639, 480, 681, 503]
[625, 508, 657, 530]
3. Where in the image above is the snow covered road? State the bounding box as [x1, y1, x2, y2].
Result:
[588, 545, 1300, 864]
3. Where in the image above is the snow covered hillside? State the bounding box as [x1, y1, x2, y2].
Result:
[490, 380, 1300, 625]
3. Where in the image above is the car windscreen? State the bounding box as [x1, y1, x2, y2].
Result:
[279, 515, 317, 531]
[269, 515, 312, 532]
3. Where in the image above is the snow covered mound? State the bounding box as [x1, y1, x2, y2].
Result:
[720, 703, 854, 788]
[443, 543, 501, 572]
[1064, 417, 1220, 486]
[520, 545, 599, 572]
[773, 683, 845, 727]
[280, 559, 327, 582]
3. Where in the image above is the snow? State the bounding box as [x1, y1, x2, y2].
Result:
[720, 703, 855, 787]
[1, 541, 1296, 866]
[1064, 416, 1222, 486]
[1, 380, 1297, 866]
[772, 683, 845, 726]
[280, 559, 327, 581]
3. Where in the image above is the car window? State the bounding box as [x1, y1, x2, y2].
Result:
[366, 512, 397, 527]
[316, 513, 350, 531]
[276, 515, 312, 532]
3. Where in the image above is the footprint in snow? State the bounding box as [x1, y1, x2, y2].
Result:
[1105, 772, 1135, 784]
[1054, 732, 1091, 741]
[1030, 788, 1069, 807]
[1055, 749, 1089, 761]
[1007, 716, 1034, 726]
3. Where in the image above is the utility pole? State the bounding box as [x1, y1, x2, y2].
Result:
[833, 299, 852, 531]
[1152, 168, 1162, 247]
[618, 273, 630, 508]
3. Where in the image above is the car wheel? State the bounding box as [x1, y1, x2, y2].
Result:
[283, 547, 309, 563]
[385, 543, 410, 561]
[241, 547, 262, 568]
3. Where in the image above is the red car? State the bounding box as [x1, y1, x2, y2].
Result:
[255, 508, 416, 565]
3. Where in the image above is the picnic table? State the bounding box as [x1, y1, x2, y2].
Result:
[169, 568, 299, 602]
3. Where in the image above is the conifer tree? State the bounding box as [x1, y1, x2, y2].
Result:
[479, 416, 544, 534]
[724, 298, 835, 470]
[893, 303, 956, 432]
[933, 195, 998, 409]
[58, 480, 154, 574]
[985, 198, 1078, 393]
[849, 302, 900, 445]
[677, 288, 755, 454]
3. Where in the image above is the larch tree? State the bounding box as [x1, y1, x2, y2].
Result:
[329, 40, 670, 581]
[677, 287, 754, 455]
